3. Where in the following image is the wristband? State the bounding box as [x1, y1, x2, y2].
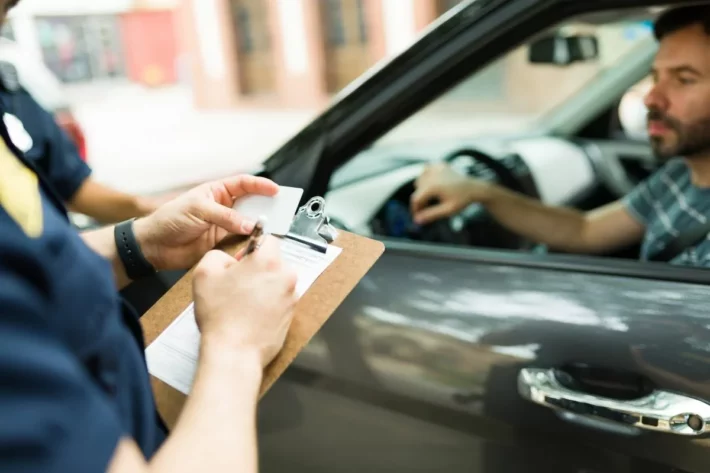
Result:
[114, 218, 156, 280]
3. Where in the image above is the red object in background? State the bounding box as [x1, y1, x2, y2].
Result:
[55, 110, 88, 162]
[120, 10, 179, 87]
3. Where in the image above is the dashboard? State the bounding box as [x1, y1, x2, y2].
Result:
[324, 135, 656, 249]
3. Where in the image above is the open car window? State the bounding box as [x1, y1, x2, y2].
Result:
[373, 21, 655, 148]
[324, 12, 678, 266]
[331, 18, 655, 186]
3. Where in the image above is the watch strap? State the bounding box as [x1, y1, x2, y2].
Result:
[114, 219, 156, 280]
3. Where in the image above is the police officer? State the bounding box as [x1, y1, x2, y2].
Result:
[0, 5, 298, 473]
[0, 57, 159, 224]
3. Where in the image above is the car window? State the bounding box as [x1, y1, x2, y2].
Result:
[331, 18, 654, 187]
[375, 21, 654, 148]
[326, 14, 662, 263]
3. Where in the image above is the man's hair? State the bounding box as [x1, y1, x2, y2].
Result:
[654, 5, 710, 41]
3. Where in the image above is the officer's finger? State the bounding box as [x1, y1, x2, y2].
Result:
[240, 235, 283, 271]
[235, 246, 247, 261]
[199, 200, 256, 235]
[194, 250, 236, 279]
[233, 236, 270, 261]
[220, 175, 280, 201]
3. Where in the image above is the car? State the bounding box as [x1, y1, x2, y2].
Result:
[126, 0, 710, 471]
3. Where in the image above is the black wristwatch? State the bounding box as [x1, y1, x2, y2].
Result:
[114, 218, 156, 280]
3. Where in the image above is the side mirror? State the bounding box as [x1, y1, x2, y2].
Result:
[528, 34, 599, 66]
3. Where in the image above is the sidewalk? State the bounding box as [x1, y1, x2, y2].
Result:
[66, 82, 317, 195]
[65, 82, 534, 196]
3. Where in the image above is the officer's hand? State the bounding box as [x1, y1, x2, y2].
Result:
[135, 175, 279, 271]
[410, 163, 492, 225]
[192, 236, 298, 367]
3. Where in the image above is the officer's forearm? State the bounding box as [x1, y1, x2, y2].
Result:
[108, 343, 263, 473]
[69, 178, 157, 224]
[151, 342, 262, 472]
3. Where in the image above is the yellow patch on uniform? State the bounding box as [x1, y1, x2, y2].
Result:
[0, 138, 43, 237]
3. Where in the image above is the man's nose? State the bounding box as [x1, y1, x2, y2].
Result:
[644, 84, 669, 111]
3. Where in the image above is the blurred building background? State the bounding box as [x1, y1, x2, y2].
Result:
[0, 0, 470, 194]
[4, 0, 183, 87]
[2, 0, 465, 108]
[1, 0, 637, 112]
[179, 0, 461, 109]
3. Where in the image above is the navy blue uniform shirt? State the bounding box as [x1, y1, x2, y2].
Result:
[0, 85, 91, 202]
[0, 108, 164, 471]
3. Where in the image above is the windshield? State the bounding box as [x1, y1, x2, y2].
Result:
[374, 19, 656, 148]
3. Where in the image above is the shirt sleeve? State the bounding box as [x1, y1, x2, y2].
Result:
[0, 263, 123, 473]
[15, 91, 91, 202]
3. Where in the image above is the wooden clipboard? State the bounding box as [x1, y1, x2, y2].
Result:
[140, 226, 384, 429]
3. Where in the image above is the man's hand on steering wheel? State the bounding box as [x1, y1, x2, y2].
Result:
[411, 163, 495, 225]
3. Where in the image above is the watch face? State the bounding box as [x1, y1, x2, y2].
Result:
[3, 112, 32, 152]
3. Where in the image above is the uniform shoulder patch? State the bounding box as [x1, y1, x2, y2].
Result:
[3, 113, 33, 152]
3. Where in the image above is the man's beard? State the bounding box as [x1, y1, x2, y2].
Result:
[648, 108, 710, 161]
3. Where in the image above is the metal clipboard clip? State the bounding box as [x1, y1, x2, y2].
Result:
[282, 196, 338, 254]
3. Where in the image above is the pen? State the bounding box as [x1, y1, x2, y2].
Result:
[243, 215, 268, 257]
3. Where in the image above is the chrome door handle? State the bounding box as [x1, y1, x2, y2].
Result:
[518, 368, 710, 436]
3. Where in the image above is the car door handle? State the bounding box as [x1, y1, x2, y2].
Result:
[518, 368, 710, 436]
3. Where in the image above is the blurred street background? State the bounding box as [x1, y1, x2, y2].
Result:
[1, 0, 466, 196]
[4, 0, 631, 197]
[63, 82, 315, 195]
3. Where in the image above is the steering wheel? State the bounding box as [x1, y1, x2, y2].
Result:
[418, 147, 535, 250]
[443, 148, 528, 194]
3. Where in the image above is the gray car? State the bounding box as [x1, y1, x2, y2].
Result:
[127, 0, 710, 471]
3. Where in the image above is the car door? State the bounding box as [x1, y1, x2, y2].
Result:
[254, 0, 710, 472]
[258, 244, 710, 473]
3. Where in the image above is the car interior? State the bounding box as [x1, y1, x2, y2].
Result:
[324, 8, 663, 262]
